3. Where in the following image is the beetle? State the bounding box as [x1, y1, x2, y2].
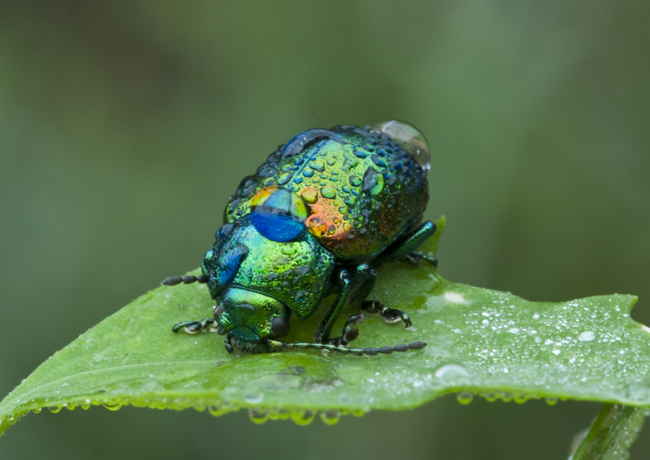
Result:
[163, 121, 438, 356]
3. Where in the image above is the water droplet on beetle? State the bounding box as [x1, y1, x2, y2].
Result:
[321, 186, 337, 199]
[277, 172, 292, 185]
[309, 160, 325, 172]
[301, 187, 318, 204]
[371, 120, 431, 171]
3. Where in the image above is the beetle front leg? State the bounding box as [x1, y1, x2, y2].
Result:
[313, 270, 352, 343]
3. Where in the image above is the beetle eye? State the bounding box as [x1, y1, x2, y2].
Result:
[213, 304, 223, 320]
[371, 121, 430, 171]
[270, 317, 290, 337]
[250, 187, 307, 242]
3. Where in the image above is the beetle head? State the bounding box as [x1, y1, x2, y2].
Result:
[215, 287, 291, 353]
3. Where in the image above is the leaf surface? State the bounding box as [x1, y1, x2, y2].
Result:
[2, 217, 649, 433]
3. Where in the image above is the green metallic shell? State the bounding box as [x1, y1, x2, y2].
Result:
[205, 216, 335, 320]
[224, 126, 428, 261]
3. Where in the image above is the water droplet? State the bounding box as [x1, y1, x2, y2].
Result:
[457, 391, 474, 405]
[444, 291, 468, 304]
[545, 396, 558, 406]
[301, 188, 318, 204]
[321, 186, 337, 199]
[249, 408, 268, 424]
[291, 409, 315, 426]
[48, 406, 62, 413]
[349, 175, 362, 187]
[309, 160, 325, 172]
[514, 393, 528, 404]
[321, 410, 341, 425]
[307, 216, 327, 237]
[245, 394, 264, 404]
[209, 403, 234, 417]
[578, 331, 596, 342]
[277, 172, 292, 185]
[371, 120, 430, 171]
[434, 364, 471, 384]
[102, 403, 122, 411]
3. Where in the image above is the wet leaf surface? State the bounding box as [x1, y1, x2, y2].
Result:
[2, 217, 649, 433]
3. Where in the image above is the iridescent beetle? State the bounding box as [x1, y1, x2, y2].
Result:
[163, 122, 437, 356]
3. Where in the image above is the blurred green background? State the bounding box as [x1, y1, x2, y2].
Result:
[1, 1, 649, 458]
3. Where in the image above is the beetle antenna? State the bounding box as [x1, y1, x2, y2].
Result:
[269, 340, 427, 356]
[162, 275, 209, 286]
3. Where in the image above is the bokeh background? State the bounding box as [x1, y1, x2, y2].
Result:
[1, 1, 649, 459]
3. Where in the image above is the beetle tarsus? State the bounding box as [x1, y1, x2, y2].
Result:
[362, 300, 412, 328]
[172, 318, 218, 334]
[224, 335, 234, 353]
[331, 313, 363, 346]
[405, 252, 438, 268]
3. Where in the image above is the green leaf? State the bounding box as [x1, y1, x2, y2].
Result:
[570, 404, 646, 460]
[1, 216, 649, 434]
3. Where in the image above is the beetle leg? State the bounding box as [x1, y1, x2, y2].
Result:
[373, 220, 437, 266]
[327, 313, 364, 346]
[316, 264, 377, 344]
[347, 264, 377, 309]
[404, 252, 438, 268]
[172, 318, 220, 334]
[224, 334, 234, 353]
[313, 270, 352, 343]
[362, 300, 412, 328]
